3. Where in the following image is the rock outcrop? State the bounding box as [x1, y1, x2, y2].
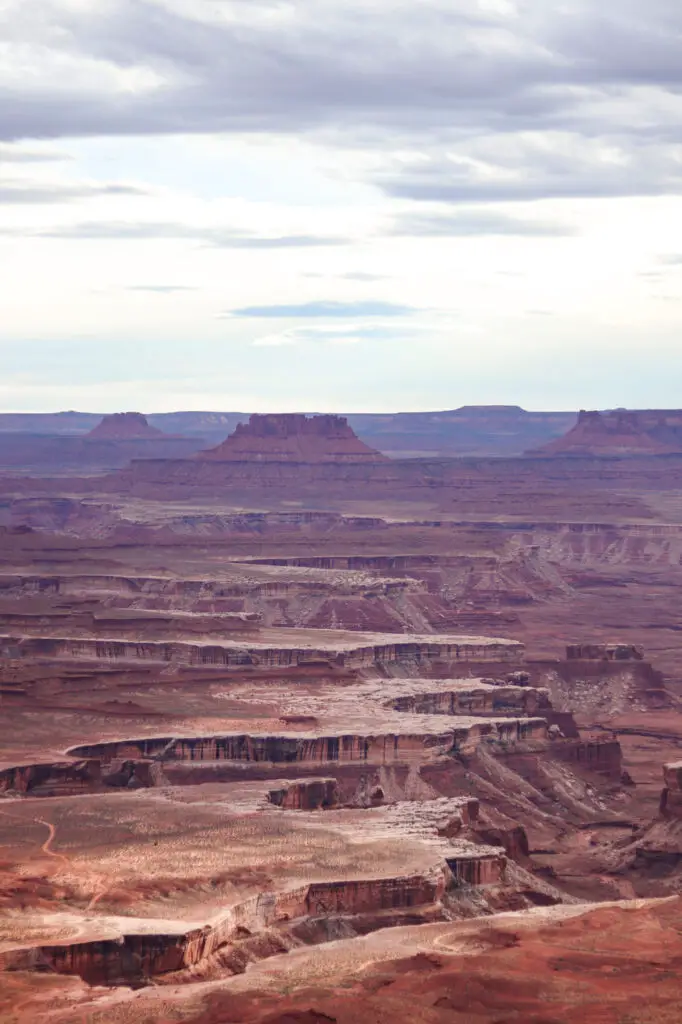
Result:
[660, 761, 682, 817]
[0, 759, 101, 796]
[201, 414, 387, 463]
[86, 412, 166, 440]
[551, 736, 623, 779]
[531, 409, 682, 457]
[566, 643, 644, 662]
[446, 850, 506, 886]
[267, 779, 340, 810]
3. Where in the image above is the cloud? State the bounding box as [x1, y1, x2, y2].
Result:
[304, 271, 389, 281]
[340, 272, 388, 281]
[0, 0, 681, 225]
[252, 331, 298, 348]
[375, 130, 682, 204]
[0, 220, 345, 247]
[387, 209, 576, 237]
[0, 143, 70, 163]
[1, 1, 681, 210]
[228, 300, 418, 319]
[659, 255, 682, 265]
[0, 181, 147, 204]
[0, 1, 680, 162]
[251, 323, 399, 347]
[126, 284, 197, 293]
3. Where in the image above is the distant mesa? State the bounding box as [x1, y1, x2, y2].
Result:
[529, 409, 682, 457]
[86, 412, 167, 441]
[200, 413, 388, 463]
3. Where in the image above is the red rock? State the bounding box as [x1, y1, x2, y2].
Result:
[566, 643, 644, 662]
[531, 409, 682, 456]
[200, 414, 387, 463]
[86, 412, 167, 440]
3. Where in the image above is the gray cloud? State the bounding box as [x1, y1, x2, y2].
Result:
[1, 1, 682, 204]
[0, 3, 679, 133]
[2, 220, 345, 247]
[0, 182, 146, 204]
[375, 131, 682, 204]
[227, 300, 417, 318]
[387, 209, 577, 237]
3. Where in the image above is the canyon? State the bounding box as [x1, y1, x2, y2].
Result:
[1, 409, 682, 1021]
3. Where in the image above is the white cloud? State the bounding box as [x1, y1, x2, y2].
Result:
[251, 330, 299, 347]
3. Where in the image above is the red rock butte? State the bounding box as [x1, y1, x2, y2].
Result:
[532, 408, 682, 456]
[200, 413, 388, 462]
[86, 412, 167, 441]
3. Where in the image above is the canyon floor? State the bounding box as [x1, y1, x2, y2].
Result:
[3, 441, 682, 1021]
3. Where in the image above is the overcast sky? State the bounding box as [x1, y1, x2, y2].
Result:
[1, 0, 682, 413]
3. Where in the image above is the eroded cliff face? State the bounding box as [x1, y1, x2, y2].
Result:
[86, 412, 167, 441]
[531, 409, 682, 456]
[566, 643, 644, 662]
[67, 720, 549, 769]
[267, 779, 340, 810]
[446, 852, 507, 886]
[0, 864, 468, 986]
[602, 762, 682, 888]
[0, 759, 101, 796]
[551, 737, 623, 779]
[390, 684, 551, 717]
[660, 761, 682, 817]
[201, 414, 388, 463]
[532, 655, 669, 719]
[1, 632, 523, 671]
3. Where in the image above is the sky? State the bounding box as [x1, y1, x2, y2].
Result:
[1, 0, 682, 413]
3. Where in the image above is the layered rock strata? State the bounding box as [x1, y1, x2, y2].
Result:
[86, 412, 167, 440]
[532, 409, 682, 456]
[67, 718, 549, 767]
[660, 761, 682, 817]
[0, 630, 523, 670]
[201, 414, 387, 463]
[267, 779, 340, 810]
[566, 643, 644, 662]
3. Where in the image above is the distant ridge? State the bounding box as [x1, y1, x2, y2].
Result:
[0, 407, 578, 457]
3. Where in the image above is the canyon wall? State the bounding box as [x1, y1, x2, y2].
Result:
[0, 865, 460, 986]
[267, 778, 340, 810]
[552, 738, 623, 779]
[660, 761, 682, 817]
[1, 633, 523, 670]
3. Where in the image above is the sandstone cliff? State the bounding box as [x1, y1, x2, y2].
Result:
[531, 409, 682, 456]
[86, 412, 168, 440]
[200, 414, 388, 463]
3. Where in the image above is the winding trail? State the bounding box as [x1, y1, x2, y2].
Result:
[1, 807, 113, 912]
[85, 886, 109, 912]
[0, 808, 69, 869]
